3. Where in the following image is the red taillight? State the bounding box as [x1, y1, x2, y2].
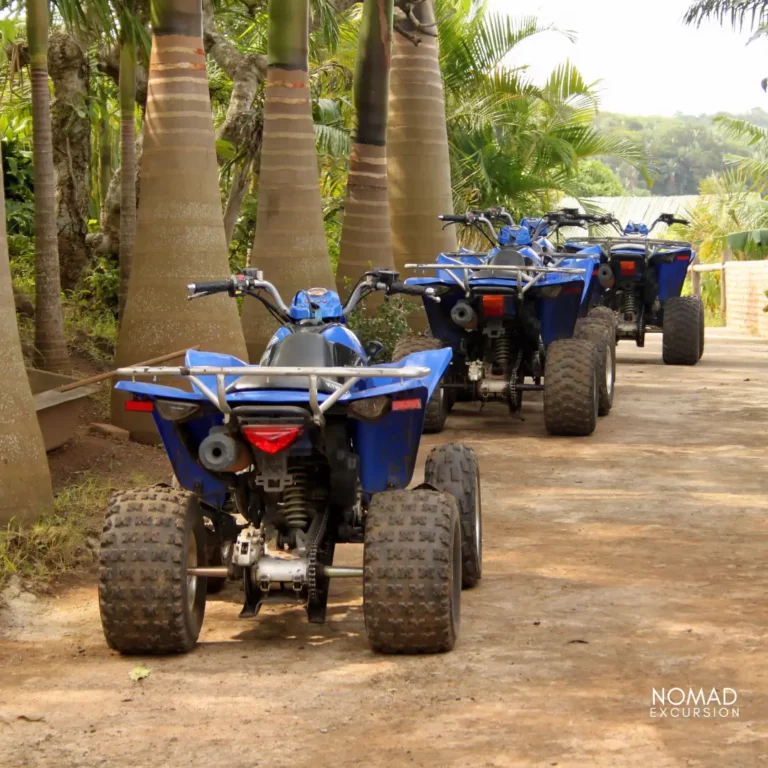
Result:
[482, 295, 505, 317]
[676, 255, 690, 262]
[392, 398, 422, 412]
[125, 400, 154, 412]
[562, 284, 582, 295]
[241, 425, 304, 455]
[619, 260, 636, 276]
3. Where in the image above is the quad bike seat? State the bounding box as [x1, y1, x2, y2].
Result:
[233, 332, 340, 393]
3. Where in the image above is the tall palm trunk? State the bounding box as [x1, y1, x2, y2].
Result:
[387, 0, 456, 281]
[27, 0, 69, 372]
[0, 144, 54, 526]
[113, 0, 247, 441]
[336, 0, 395, 296]
[99, 93, 113, 215]
[118, 31, 137, 320]
[240, 0, 334, 361]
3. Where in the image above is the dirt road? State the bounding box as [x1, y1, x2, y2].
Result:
[1, 329, 767, 767]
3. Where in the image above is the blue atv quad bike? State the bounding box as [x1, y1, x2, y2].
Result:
[560, 211, 705, 365]
[99, 268, 482, 656]
[393, 211, 616, 437]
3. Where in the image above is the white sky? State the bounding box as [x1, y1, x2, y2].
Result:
[487, 0, 768, 116]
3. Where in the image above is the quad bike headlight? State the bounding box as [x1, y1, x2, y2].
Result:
[348, 395, 391, 423]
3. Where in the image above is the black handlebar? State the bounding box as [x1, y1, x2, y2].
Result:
[187, 278, 236, 296]
[389, 282, 434, 298]
[438, 214, 469, 224]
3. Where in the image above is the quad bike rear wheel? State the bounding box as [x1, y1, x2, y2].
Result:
[662, 296, 702, 366]
[424, 444, 482, 588]
[574, 320, 616, 417]
[364, 489, 461, 653]
[543, 338, 600, 437]
[99, 486, 207, 654]
[392, 335, 449, 432]
[585, 306, 617, 339]
[698, 300, 705, 361]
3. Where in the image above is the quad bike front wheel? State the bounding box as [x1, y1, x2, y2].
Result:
[662, 296, 702, 366]
[574, 320, 616, 417]
[392, 335, 449, 432]
[424, 444, 482, 588]
[584, 306, 617, 339]
[543, 338, 600, 437]
[363, 489, 461, 654]
[99, 485, 207, 654]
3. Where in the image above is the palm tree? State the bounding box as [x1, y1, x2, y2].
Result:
[0, 143, 54, 526]
[387, 0, 457, 280]
[118, 6, 137, 319]
[240, 0, 335, 361]
[684, 1, 768, 33]
[335, 0, 395, 293]
[113, 0, 247, 440]
[27, 0, 69, 372]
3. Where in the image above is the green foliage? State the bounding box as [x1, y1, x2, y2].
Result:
[570, 160, 626, 198]
[597, 110, 768, 195]
[345, 296, 417, 361]
[0, 476, 110, 584]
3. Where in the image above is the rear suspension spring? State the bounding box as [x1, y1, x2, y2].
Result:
[493, 335, 510, 370]
[283, 463, 311, 531]
[621, 292, 638, 320]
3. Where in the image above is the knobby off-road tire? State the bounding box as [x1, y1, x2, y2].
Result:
[364, 489, 461, 654]
[698, 300, 705, 361]
[424, 444, 482, 588]
[585, 306, 617, 338]
[574, 320, 616, 417]
[392, 335, 449, 432]
[544, 338, 600, 437]
[99, 486, 207, 654]
[662, 296, 702, 366]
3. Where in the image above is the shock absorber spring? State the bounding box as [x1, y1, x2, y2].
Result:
[493, 335, 510, 370]
[621, 292, 638, 320]
[283, 463, 311, 531]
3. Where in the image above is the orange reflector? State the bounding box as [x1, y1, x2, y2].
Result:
[619, 261, 636, 276]
[125, 400, 154, 412]
[482, 295, 505, 317]
[392, 398, 422, 412]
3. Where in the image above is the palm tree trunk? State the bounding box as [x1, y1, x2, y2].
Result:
[336, 0, 395, 296]
[99, 94, 113, 216]
[113, 0, 247, 441]
[387, 0, 456, 281]
[240, 0, 334, 362]
[0, 143, 54, 526]
[118, 35, 137, 320]
[223, 159, 252, 248]
[28, 0, 69, 373]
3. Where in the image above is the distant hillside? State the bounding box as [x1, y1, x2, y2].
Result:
[596, 109, 768, 196]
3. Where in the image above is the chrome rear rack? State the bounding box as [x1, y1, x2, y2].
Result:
[118, 364, 430, 425]
[405, 262, 586, 294]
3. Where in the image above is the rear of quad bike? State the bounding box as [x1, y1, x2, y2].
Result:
[392, 335, 451, 433]
[662, 296, 705, 366]
[99, 447, 482, 656]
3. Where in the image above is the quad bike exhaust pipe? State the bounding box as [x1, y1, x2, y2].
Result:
[187, 566, 364, 579]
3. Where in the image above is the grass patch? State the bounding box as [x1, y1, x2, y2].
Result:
[0, 471, 152, 588]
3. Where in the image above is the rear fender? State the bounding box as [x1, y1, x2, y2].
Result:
[658, 249, 694, 302]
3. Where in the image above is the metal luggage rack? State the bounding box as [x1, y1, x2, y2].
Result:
[564, 236, 693, 253]
[117, 364, 430, 425]
[405, 261, 586, 295]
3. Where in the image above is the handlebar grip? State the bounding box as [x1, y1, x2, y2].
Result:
[390, 282, 430, 297]
[189, 279, 234, 295]
[672, 217, 690, 226]
[438, 214, 468, 223]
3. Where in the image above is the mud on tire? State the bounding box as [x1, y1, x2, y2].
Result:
[393, 335, 449, 432]
[544, 338, 599, 436]
[99, 485, 207, 654]
[574, 320, 616, 417]
[424, 444, 482, 588]
[662, 296, 702, 366]
[585, 306, 617, 338]
[363, 489, 461, 654]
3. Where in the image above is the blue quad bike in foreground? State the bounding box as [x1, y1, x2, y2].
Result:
[99, 268, 482, 656]
[557, 211, 705, 365]
[393, 211, 617, 437]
